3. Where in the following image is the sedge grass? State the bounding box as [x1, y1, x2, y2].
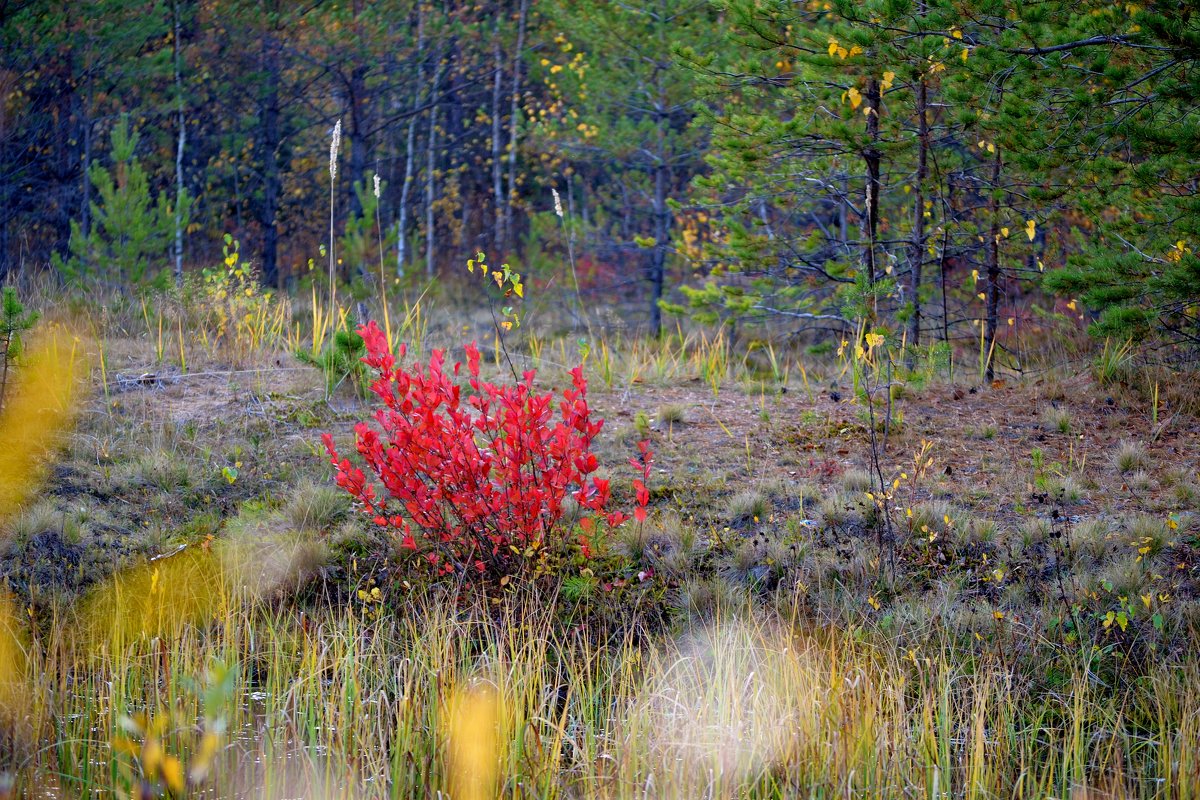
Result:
[5, 571, 1200, 799]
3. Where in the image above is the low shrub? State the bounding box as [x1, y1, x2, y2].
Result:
[324, 321, 645, 583]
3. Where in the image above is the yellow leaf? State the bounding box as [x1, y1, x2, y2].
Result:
[952, 28, 963, 39]
[1067, 299, 1077, 311]
[848, 45, 863, 57]
[993, 610, 1005, 620]
[142, 739, 163, 775]
[1025, 219, 1036, 241]
[881, 70, 896, 91]
[1142, 593, 1153, 609]
[513, 282, 524, 298]
[828, 38, 839, 57]
[986, 142, 996, 153]
[1001, 227, 1010, 238]
[1007, 317, 1015, 326]
[845, 87, 862, 109]
[446, 687, 501, 800]
[160, 755, 185, 794]
[961, 47, 969, 62]
[865, 332, 884, 348]
[971, 269, 979, 282]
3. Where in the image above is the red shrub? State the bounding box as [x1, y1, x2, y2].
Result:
[323, 321, 639, 580]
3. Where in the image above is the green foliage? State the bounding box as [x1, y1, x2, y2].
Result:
[1033, 5, 1200, 347]
[296, 321, 369, 399]
[340, 178, 397, 293]
[0, 286, 39, 407]
[52, 116, 191, 287]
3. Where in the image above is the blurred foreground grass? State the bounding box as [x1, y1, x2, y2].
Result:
[2, 567, 1199, 798]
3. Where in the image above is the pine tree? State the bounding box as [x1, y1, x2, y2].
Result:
[537, 0, 718, 336]
[680, 1, 928, 334]
[0, 287, 39, 409]
[53, 115, 190, 286]
[1039, 2, 1200, 348]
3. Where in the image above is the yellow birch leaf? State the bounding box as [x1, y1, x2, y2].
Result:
[1025, 219, 1036, 241]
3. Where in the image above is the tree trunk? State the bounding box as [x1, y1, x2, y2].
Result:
[0, 128, 8, 280]
[348, 64, 369, 220]
[424, 61, 443, 277]
[650, 162, 667, 338]
[172, 0, 186, 287]
[396, 6, 425, 280]
[258, 15, 282, 288]
[863, 77, 881, 292]
[490, 14, 504, 256]
[907, 73, 928, 362]
[985, 148, 1002, 382]
[81, 83, 93, 241]
[503, 0, 529, 251]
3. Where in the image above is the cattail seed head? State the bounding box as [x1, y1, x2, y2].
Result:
[373, 173, 381, 199]
[329, 119, 342, 180]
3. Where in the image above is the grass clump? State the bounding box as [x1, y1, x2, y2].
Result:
[1112, 439, 1150, 474]
[839, 468, 873, 493]
[282, 481, 348, 533]
[1042, 406, 1072, 434]
[656, 403, 687, 427]
[727, 489, 768, 524]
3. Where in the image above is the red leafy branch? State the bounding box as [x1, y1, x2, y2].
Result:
[323, 321, 647, 581]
